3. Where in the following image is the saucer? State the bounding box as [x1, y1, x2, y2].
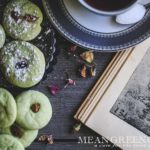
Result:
[43, 0, 150, 51]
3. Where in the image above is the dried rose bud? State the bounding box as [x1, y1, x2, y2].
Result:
[64, 78, 76, 88]
[48, 85, 59, 96]
[47, 135, 53, 144]
[90, 65, 96, 77]
[80, 51, 94, 63]
[73, 123, 82, 133]
[38, 135, 48, 142]
[38, 135, 53, 144]
[79, 65, 87, 78]
[67, 78, 76, 86]
[68, 45, 77, 54]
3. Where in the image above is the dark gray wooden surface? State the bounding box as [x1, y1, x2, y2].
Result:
[0, 0, 121, 149]
[25, 34, 118, 150]
[0, 31, 118, 150]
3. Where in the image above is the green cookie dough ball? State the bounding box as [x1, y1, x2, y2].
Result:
[0, 25, 5, 48]
[0, 123, 38, 148]
[0, 88, 17, 128]
[0, 134, 24, 150]
[0, 41, 45, 88]
[16, 90, 52, 130]
[3, 0, 43, 41]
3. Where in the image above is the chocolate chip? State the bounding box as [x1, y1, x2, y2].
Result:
[11, 11, 21, 22]
[11, 11, 38, 23]
[10, 124, 23, 138]
[15, 58, 28, 69]
[31, 103, 41, 113]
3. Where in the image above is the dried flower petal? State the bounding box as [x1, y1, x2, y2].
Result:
[73, 123, 82, 133]
[80, 65, 87, 78]
[80, 51, 94, 63]
[38, 135, 53, 144]
[47, 135, 53, 144]
[67, 78, 76, 85]
[64, 78, 76, 88]
[48, 85, 59, 96]
[38, 135, 48, 142]
[90, 65, 96, 77]
[68, 45, 77, 54]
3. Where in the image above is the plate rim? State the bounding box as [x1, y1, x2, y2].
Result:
[61, 0, 149, 36]
[42, 0, 150, 51]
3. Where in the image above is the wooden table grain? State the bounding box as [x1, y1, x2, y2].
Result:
[0, 1, 120, 149]
[0, 30, 118, 150]
[26, 33, 118, 150]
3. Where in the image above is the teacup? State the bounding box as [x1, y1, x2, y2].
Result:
[78, 0, 139, 15]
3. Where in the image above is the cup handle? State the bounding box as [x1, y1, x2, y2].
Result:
[137, 0, 150, 5]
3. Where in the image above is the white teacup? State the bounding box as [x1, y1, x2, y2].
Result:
[78, 0, 139, 15]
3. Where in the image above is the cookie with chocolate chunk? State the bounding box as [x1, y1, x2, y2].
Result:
[16, 90, 52, 130]
[0, 134, 24, 150]
[0, 123, 38, 148]
[3, 0, 43, 41]
[0, 88, 17, 128]
[0, 41, 45, 88]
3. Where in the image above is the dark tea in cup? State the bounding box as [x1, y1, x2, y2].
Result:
[84, 0, 137, 11]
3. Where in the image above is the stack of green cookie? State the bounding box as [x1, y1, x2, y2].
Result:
[0, 1, 53, 149]
[0, 88, 52, 149]
[0, 0, 46, 88]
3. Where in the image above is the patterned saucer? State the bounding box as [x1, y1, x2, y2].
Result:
[43, 0, 150, 51]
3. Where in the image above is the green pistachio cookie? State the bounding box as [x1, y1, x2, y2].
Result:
[3, 0, 43, 41]
[0, 134, 24, 150]
[0, 41, 45, 88]
[0, 25, 5, 48]
[0, 88, 17, 128]
[16, 90, 52, 130]
[0, 123, 38, 148]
